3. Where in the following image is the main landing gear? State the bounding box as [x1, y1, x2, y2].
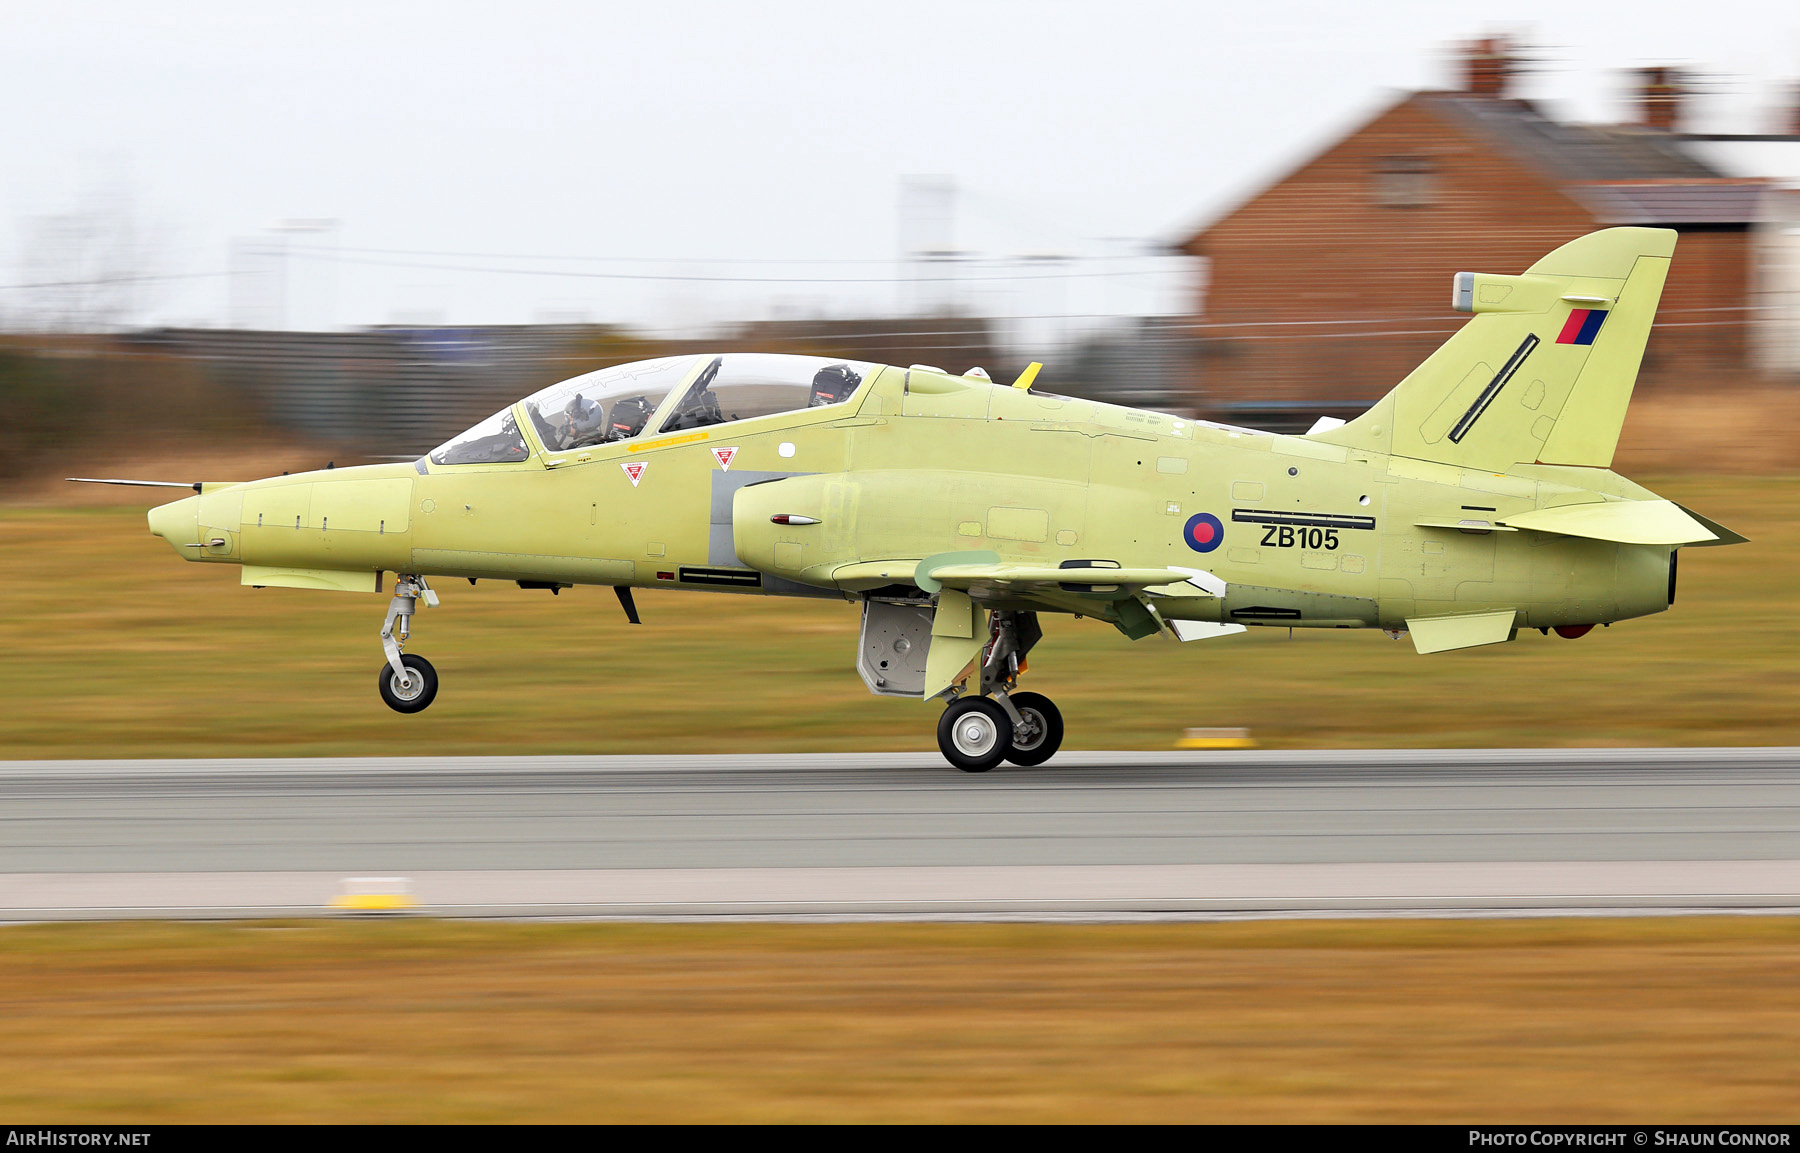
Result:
[937, 691, 1065, 773]
[935, 611, 1064, 773]
[378, 574, 440, 714]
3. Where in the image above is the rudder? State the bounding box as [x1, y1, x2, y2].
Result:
[1313, 227, 1676, 471]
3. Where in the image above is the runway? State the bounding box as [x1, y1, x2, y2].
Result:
[3, 747, 1798, 919]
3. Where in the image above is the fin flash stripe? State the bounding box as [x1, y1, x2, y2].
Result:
[1557, 308, 1609, 346]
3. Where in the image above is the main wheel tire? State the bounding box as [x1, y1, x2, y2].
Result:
[1003, 691, 1064, 767]
[937, 697, 1014, 773]
[377, 654, 439, 714]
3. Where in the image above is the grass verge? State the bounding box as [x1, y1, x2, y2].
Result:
[1, 917, 1797, 1122]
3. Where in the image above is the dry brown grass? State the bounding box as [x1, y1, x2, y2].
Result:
[1, 918, 1797, 1123]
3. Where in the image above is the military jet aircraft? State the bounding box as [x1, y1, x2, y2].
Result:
[112, 226, 1742, 770]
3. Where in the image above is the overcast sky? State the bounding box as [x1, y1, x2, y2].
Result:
[3, 0, 1797, 332]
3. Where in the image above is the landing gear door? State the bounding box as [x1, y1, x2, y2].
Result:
[858, 600, 935, 697]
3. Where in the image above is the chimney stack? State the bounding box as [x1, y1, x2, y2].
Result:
[1461, 37, 1514, 98]
[1637, 66, 1685, 131]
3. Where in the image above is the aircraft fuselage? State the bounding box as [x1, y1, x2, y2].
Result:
[150, 363, 1672, 636]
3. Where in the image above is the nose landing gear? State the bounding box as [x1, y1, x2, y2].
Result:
[378, 574, 440, 714]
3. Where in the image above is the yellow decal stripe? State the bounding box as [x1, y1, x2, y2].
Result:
[627, 431, 710, 453]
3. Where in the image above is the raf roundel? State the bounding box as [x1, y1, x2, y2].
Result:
[1183, 512, 1224, 554]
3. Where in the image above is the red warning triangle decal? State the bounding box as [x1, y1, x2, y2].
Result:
[712, 446, 738, 471]
[621, 460, 647, 487]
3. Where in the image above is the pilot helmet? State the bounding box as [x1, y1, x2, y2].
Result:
[564, 394, 604, 439]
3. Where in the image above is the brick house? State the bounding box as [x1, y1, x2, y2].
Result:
[1179, 50, 1774, 429]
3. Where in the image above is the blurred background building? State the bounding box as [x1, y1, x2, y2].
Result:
[1182, 37, 1800, 430]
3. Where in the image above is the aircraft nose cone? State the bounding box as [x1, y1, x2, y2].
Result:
[147, 496, 200, 555]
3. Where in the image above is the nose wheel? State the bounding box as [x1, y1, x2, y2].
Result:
[378, 654, 439, 714]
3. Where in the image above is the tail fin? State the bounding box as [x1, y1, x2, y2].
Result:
[1313, 227, 1675, 470]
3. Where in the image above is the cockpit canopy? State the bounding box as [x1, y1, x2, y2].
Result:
[428, 353, 876, 466]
